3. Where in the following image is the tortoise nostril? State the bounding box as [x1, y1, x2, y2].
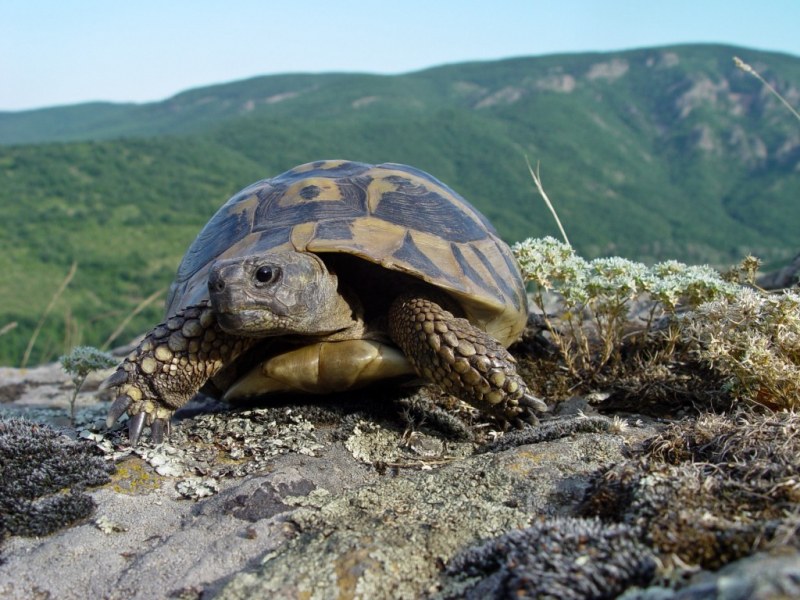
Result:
[209, 272, 226, 294]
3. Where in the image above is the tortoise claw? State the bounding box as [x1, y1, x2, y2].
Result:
[106, 394, 133, 428]
[101, 369, 129, 390]
[520, 393, 549, 413]
[515, 409, 540, 428]
[150, 418, 168, 444]
[127, 412, 146, 446]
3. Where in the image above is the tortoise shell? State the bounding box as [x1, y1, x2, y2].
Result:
[166, 160, 528, 346]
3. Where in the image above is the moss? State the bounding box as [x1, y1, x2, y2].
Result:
[393, 388, 476, 442]
[478, 415, 613, 453]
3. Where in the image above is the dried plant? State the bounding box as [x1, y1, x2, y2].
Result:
[60, 346, 117, 426]
[514, 238, 800, 411]
[734, 56, 800, 124]
[681, 288, 800, 409]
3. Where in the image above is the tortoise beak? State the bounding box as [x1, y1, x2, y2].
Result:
[208, 261, 240, 314]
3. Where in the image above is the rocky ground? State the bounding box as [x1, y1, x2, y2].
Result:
[1, 359, 799, 599]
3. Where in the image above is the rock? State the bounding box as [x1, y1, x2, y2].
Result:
[621, 550, 800, 600]
[758, 251, 800, 290]
[0, 361, 798, 599]
[218, 428, 636, 599]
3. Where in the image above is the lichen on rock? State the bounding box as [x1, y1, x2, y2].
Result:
[218, 430, 634, 599]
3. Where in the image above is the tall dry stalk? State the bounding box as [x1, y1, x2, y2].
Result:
[0, 322, 17, 338]
[21, 261, 78, 368]
[63, 306, 82, 355]
[734, 56, 800, 124]
[525, 156, 571, 246]
[101, 286, 167, 350]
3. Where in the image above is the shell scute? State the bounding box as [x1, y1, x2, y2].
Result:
[371, 176, 489, 244]
[174, 193, 255, 284]
[391, 231, 460, 288]
[253, 176, 369, 232]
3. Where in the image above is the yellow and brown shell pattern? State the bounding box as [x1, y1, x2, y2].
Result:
[167, 160, 528, 346]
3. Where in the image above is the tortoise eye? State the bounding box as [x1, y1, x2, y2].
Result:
[255, 265, 280, 284]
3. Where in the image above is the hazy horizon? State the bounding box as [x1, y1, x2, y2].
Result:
[3, 0, 800, 112]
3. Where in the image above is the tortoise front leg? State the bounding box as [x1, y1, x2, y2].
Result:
[104, 303, 253, 444]
[388, 295, 547, 426]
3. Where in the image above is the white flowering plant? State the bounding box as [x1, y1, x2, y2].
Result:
[512, 237, 800, 410]
[513, 237, 739, 377]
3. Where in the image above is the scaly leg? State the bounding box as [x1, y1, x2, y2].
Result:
[104, 303, 253, 444]
[388, 295, 547, 426]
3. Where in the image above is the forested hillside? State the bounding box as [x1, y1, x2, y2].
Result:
[1, 43, 798, 365]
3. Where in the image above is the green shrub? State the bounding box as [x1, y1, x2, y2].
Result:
[513, 237, 738, 376]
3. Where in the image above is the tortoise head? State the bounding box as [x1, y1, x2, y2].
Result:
[208, 251, 358, 338]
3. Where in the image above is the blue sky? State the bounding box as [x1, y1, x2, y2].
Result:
[2, 0, 800, 111]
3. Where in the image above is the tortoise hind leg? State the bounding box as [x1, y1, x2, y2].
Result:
[387, 294, 547, 426]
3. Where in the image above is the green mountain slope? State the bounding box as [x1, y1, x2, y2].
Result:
[1, 44, 798, 366]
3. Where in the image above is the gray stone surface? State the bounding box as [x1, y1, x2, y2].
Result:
[758, 251, 800, 290]
[1, 361, 797, 600]
[621, 550, 800, 600]
[219, 430, 634, 599]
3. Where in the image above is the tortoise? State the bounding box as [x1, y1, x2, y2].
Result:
[105, 160, 547, 444]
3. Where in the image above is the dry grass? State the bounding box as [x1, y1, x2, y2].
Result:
[101, 286, 168, 350]
[525, 156, 571, 246]
[582, 410, 800, 570]
[734, 56, 800, 123]
[21, 262, 77, 369]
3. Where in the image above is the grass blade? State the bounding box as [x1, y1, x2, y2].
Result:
[734, 56, 800, 124]
[101, 286, 167, 350]
[21, 261, 78, 368]
[525, 156, 571, 246]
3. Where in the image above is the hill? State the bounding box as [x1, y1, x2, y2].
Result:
[1, 43, 799, 366]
